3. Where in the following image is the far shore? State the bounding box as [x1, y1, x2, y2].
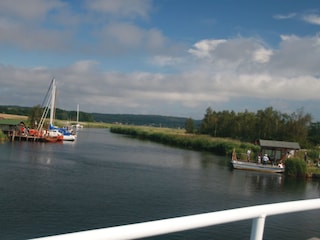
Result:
[0, 113, 28, 120]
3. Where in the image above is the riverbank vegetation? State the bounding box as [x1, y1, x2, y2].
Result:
[0, 129, 7, 141]
[110, 125, 259, 157]
[285, 158, 307, 178]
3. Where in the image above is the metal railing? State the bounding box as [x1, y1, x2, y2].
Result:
[32, 198, 320, 240]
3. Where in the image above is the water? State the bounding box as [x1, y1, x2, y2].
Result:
[0, 128, 319, 240]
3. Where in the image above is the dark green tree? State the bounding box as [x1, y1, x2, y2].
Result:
[198, 106, 314, 147]
[28, 105, 43, 128]
[237, 109, 256, 141]
[308, 122, 320, 145]
[185, 118, 195, 133]
[200, 107, 217, 136]
[286, 108, 312, 145]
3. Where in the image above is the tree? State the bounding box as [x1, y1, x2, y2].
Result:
[200, 107, 217, 136]
[308, 122, 320, 145]
[185, 118, 195, 133]
[286, 108, 312, 145]
[198, 106, 315, 147]
[28, 105, 43, 128]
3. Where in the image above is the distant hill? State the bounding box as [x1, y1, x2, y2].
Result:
[0, 105, 201, 128]
[91, 113, 201, 128]
[0, 105, 31, 116]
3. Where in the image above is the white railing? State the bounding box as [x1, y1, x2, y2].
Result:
[32, 198, 320, 240]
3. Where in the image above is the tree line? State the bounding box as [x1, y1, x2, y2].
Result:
[0, 105, 93, 125]
[0, 105, 196, 128]
[186, 106, 319, 148]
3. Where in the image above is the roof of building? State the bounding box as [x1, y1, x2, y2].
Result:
[259, 139, 300, 150]
[0, 119, 23, 125]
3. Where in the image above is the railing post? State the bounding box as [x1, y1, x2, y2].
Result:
[250, 214, 266, 240]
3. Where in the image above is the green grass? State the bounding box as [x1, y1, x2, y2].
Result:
[110, 125, 258, 157]
[0, 129, 7, 141]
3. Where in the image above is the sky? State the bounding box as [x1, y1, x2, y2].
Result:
[1, 0, 320, 120]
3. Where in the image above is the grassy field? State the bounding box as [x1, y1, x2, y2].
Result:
[110, 124, 258, 157]
[0, 113, 113, 128]
[0, 113, 28, 120]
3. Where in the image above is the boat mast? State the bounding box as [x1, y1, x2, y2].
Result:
[77, 104, 79, 123]
[50, 78, 56, 126]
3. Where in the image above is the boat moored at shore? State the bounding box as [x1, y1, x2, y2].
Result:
[230, 160, 285, 173]
[230, 149, 285, 173]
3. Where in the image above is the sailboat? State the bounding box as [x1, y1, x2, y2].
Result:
[37, 78, 77, 142]
[48, 79, 76, 141]
[75, 104, 83, 131]
[41, 78, 64, 142]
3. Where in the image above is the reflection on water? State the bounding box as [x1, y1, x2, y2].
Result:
[247, 172, 284, 192]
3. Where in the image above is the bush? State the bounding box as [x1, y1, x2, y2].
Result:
[0, 129, 7, 141]
[285, 158, 307, 178]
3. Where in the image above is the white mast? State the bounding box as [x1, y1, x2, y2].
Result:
[49, 78, 56, 126]
[76, 104, 79, 123]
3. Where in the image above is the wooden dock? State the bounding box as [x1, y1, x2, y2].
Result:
[7, 130, 43, 142]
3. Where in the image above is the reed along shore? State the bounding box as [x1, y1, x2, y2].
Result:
[110, 125, 258, 157]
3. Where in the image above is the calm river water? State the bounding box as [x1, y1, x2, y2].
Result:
[0, 128, 319, 240]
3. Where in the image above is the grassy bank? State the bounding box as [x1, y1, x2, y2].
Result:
[110, 125, 258, 157]
[0, 129, 7, 141]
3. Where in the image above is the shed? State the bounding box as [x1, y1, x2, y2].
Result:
[259, 139, 300, 161]
[0, 119, 23, 132]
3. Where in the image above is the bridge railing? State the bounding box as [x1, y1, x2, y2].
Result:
[32, 198, 320, 240]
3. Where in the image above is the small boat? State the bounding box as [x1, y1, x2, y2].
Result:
[62, 134, 76, 141]
[49, 124, 76, 141]
[230, 149, 284, 173]
[42, 129, 63, 142]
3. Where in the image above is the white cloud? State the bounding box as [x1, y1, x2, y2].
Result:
[280, 35, 299, 41]
[188, 39, 226, 58]
[271, 34, 320, 76]
[0, 0, 158, 55]
[0, 0, 76, 51]
[84, 0, 152, 19]
[187, 38, 274, 75]
[67, 60, 100, 73]
[274, 11, 320, 26]
[301, 14, 320, 25]
[97, 22, 168, 54]
[101, 22, 144, 48]
[273, 13, 296, 20]
[252, 48, 273, 63]
[150, 56, 183, 66]
[0, 0, 65, 20]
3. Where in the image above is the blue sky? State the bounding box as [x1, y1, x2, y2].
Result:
[1, 0, 320, 120]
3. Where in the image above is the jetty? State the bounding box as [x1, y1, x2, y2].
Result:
[6, 130, 44, 142]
